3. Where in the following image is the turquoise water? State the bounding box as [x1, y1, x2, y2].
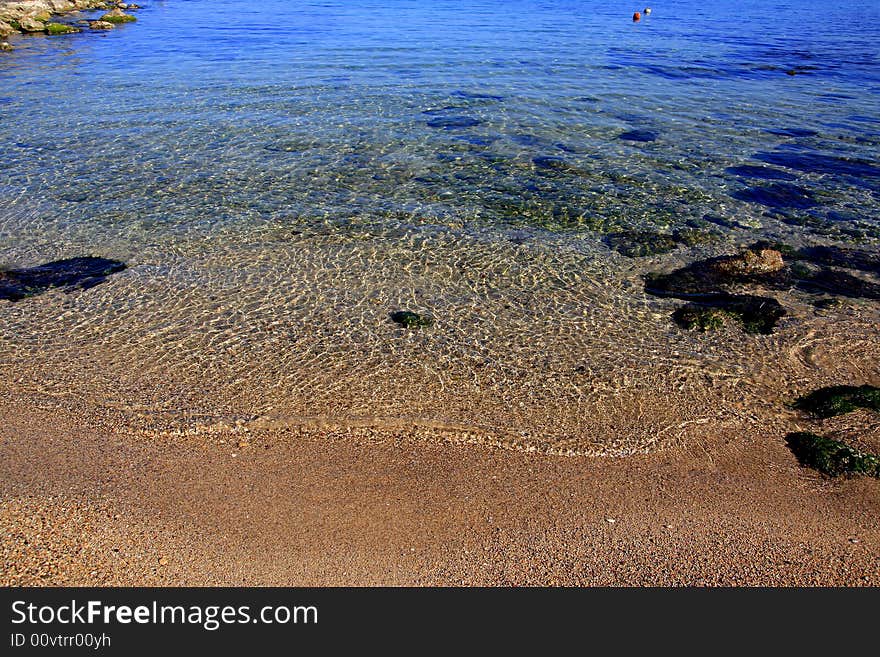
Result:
[1, 1, 878, 453]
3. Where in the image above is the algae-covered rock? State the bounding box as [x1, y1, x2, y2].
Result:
[0, 20, 16, 38]
[604, 228, 722, 259]
[605, 231, 678, 258]
[786, 432, 880, 478]
[45, 22, 79, 35]
[673, 305, 729, 332]
[671, 227, 721, 247]
[644, 247, 791, 334]
[673, 294, 785, 334]
[794, 385, 880, 418]
[390, 310, 434, 329]
[100, 8, 136, 23]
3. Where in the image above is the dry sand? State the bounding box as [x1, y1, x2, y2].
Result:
[2, 391, 878, 586]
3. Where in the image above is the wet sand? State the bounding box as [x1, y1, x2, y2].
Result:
[2, 391, 878, 586]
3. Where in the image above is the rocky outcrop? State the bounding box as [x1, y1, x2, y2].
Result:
[0, 0, 137, 46]
[99, 7, 134, 23]
[17, 15, 45, 31]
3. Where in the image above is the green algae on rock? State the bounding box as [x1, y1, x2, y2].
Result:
[100, 9, 136, 23]
[786, 432, 880, 478]
[390, 311, 434, 329]
[604, 227, 722, 258]
[605, 231, 678, 258]
[673, 294, 785, 334]
[45, 22, 79, 35]
[673, 305, 728, 332]
[794, 385, 880, 418]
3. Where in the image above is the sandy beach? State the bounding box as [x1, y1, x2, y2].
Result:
[2, 388, 878, 586]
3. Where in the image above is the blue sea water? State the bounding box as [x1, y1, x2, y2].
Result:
[0, 1, 878, 451]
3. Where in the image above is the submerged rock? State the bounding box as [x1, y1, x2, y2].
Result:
[644, 247, 786, 297]
[604, 228, 721, 258]
[795, 385, 880, 418]
[755, 150, 880, 179]
[0, 257, 127, 301]
[790, 245, 880, 275]
[749, 241, 880, 300]
[793, 268, 880, 300]
[390, 310, 434, 329]
[531, 155, 585, 176]
[673, 294, 785, 334]
[644, 247, 792, 334]
[731, 182, 818, 209]
[646, 241, 880, 319]
[0, 41, 12, 52]
[725, 164, 797, 181]
[709, 248, 784, 277]
[618, 129, 657, 142]
[426, 116, 481, 129]
[605, 231, 678, 258]
[786, 432, 880, 478]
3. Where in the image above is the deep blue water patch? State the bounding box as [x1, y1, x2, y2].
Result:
[732, 182, 819, 209]
[726, 165, 797, 181]
[766, 127, 819, 138]
[452, 90, 504, 101]
[454, 135, 497, 147]
[618, 130, 657, 143]
[426, 116, 481, 129]
[755, 151, 880, 178]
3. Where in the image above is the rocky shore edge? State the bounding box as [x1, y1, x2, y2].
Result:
[0, 0, 140, 50]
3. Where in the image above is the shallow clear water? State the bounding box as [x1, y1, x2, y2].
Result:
[1, 0, 879, 453]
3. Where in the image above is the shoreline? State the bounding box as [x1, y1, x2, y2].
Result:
[2, 391, 878, 586]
